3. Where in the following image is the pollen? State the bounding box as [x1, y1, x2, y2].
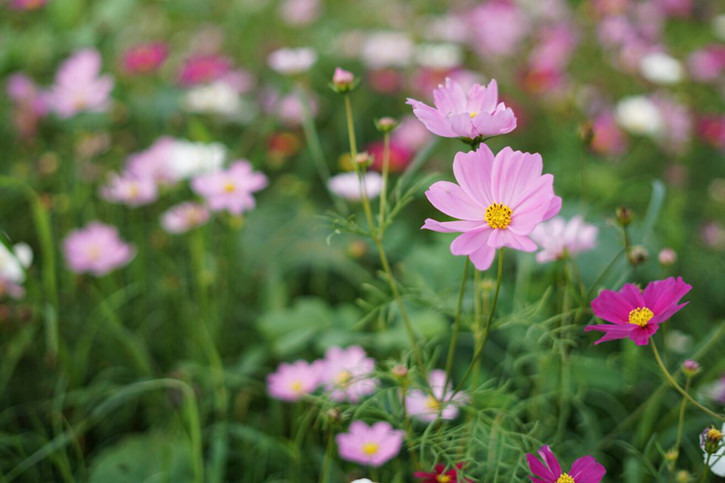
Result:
[484, 203, 513, 229]
[556, 474, 575, 483]
[426, 396, 442, 412]
[708, 428, 723, 442]
[335, 370, 352, 386]
[362, 442, 379, 455]
[290, 380, 303, 393]
[437, 475, 452, 483]
[628, 307, 654, 327]
[469, 111, 478, 119]
[224, 182, 236, 193]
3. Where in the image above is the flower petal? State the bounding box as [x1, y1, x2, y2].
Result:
[433, 77, 467, 113]
[422, 219, 486, 233]
[642, 277, 692, 317]
[468, 243, 497, 270]
[425, 181, 484, 220]
[453, 147, 496, 207]
[591, 287, 638, 324]
[569, 455, 606, 483]
[585, 323, 636, 344]
[450, 228, 491, 255]
[407, 99, 458, 137]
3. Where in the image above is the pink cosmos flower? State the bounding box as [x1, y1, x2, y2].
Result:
[366, 140, 412, 173]
[122, 43, 168, 75]
[160, 202, 210, 234]
[100, 172, 158, 207]
[466, 1, 530, 58]
[8, 0, 46, 10]
[46, 49, 114, 119]
[178, 54, 231, 86]
[585, 277, 692, 345]
[423, 145, 562, 271]
[191, 161, 268, 215]
[407, 78, 516, 141]
[125, 137, 177, 185]
[63, 222, 135, 276]
[530, 216, 598, 263]
[590, 111, 627, 155]
[527, 445, 606, 483]
[336, 421, 404, 467]
[316, 345, 379, 402]
[267, 360, 320, 402]
[405, 369, 467, 422]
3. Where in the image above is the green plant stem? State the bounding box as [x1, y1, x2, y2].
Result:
[556, 260, 572, 443]
[651, 341, 725, 422]
[319, 428, 335, 483]
[400, 386, 420, 470]
[379, 131, 391, 230]
[443, 259, 470, 400]
[671, 376, 692, 471]
[701, 453, 712, 483]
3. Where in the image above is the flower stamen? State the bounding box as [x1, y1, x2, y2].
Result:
[362, 442, 379, 455]
[556, 474, 575, 483]
[628, 307, 654, 327]
[484, 203, 512, 229]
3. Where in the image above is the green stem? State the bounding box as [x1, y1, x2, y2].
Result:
[319, 428, 335, 483]
[443, 259, 470, 400]
[701, 453, 712, 483]
[379, 131, 391, 231]
[670, 377, 691, 471]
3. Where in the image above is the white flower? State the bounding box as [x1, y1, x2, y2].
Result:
[0, 242, 32, 284]
[704, 424, 725, 477]
[182, 81, 242, 116]
[267, 47, 317, 75]
[614, 95, 664, 137]
[415, 43, 463, 70]
[713, 14, 725, 42]
[530, 216, 598, 263]
[328, 172, 382, 201]
[360, 31, 414, 69]
[168, 141, 226, 180]
[640, 52, 684, 85]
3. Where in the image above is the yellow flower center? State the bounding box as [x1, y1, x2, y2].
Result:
[290, 380, 303, 393]
[335, 370, 352, 386]
[224, 182, 236, 193]
[556, 474, 575, 483]
[426, 396, 442, 412]
[437, 475, 452, 483]
[469, 111, 478, 119]
[362, 442, 379, 455]
[708, 428, 723, 442]
[484, 203, 512, 230]
[628, 307, 654, 327]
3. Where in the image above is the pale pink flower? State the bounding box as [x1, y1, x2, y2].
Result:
[191, 161, 267, 215]
[46, 49, 114, 119]
[316, 346, 379, 402]
[392, 115, 432, 152]
[125, 137, 177, 185]
[121, 43, 168, 75]
[590, 111, 628, 155]
[336, 421, 404, 467]
[279, 0, 321, 26]
[63, 222, 135, 276]
[405, 369, 467, 422]
[160, 202, 210, 234]
[530, 216, 598, 263]
[178, 54, 231, 86]
[407, 78, 516, 141]
[328, 172, 383, 201]
[267, 360, 320, 402]
[466, 1, 530, 58]
[423, 145, 561, 271]
[100, 172, 158, 207]
[688, 46, 725, 82]
[267, 47, 317, 75]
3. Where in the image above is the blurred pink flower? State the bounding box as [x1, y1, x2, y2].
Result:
[405, 369, 467, 422]
[366, 140, 412, 173]
[63, 222, 135, 276]
[160, 202, 210, 234]
[191, 160, 267, 215]
[178, 54, 231, 86]
[6, 73, 48, 139]
[336, 421, 404, 467]
[688, 46, 725, 83]
[656, 0, 692, 18]
[586, 277, 692, 345]
[527, 445, 606, 483]
[652, 93, 692, 153]
[100, 172, 158, 207]
[46, 49, 114, 119]
[422, 145, 561, 271]
[407, 78, 516, 141]
[590, 111, 627, 155]
[316, 345, 379, 402]
[267, 47, 317, 75]
[697, 115, 725, 151]
[392, 115, 432, 152]
[122, 43, 168, 75]
[529, 24, 577, 73]
[328, 172, 382, 201]
[8, 0, 46, 10]
[279, 0, 321, 26]
[267, 360, 320, 402]
[125, 137, 177, 184]
[466, 1, 530, 58]
[530, 216, 598, 263]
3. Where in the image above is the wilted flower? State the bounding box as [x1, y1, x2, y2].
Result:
[526, 445, 606, 483]
[336, 421, 404, 467]
[405, 369, 467, 422]
[586, 277, 692, 345]
[530, 216, 598, 263]
[316, 345, 379, 402]
[268, 47, 317, 75]
[407, 78, 517, 141]
[267, 360, 320, 402]
[46, 49, 114, 119]
[63, 222, 135, 276]
[100, 172, 158, 207]
[328, 172, 383, 201]
[160, 202, 210, 234]
[121, 43, 168, 74]
[191, 160, 268, 215]
[414, 462, 474, 483]
[422, 145, 561, 271]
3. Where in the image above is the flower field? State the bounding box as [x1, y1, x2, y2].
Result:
[2, 0, 725, 481]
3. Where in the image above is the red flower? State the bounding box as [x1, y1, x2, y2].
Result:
[414, 462, 475, 482]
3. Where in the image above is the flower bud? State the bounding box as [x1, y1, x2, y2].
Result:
[664, 449, 678, 462]
[627, 245, 649, 266]
[616, 206, 633, 226]
[375, 117, 398, 133]
[391, 365, 408, 378]
[326, 408, 342, 423]
[354, 152, 373, 169]
[658, 247, 677, 266]
[330, 67, 357, 93]
[675, 470, 692, 483]
[701, 426, 723, 455]
[682, 359, 700, 376]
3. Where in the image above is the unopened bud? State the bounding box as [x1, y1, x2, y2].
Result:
[354, 152, 373, 169]
[616, 206, 633, 226]
[658, 247, 677, 266]
[682, 359, 700, 376]
[375, 117, 398, 133]
[701, 426, 723, 454]
[664, 449, 678, 462]
[330, 67, 357, 94]
[627, 245, 649, 266]
[675, 470, 692, 483]
[579, 121, 595, 146]
[391, 365, 408, 378]
[326, 408, 342, 423]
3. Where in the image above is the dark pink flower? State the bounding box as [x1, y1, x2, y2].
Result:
[586, 277, 692, 345]
[526, 445, 606, 483]
[122, 43, 168, 75]
[178, 54, 231, 86]
[414, 462, 474, 482]
[366, 140, 412, 173]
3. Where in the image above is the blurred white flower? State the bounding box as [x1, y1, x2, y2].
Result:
[415, 43, 463, 70]
[328, 172, 382, 201]
[182, 81, 242, 116]
[268, 47, 317, 75]
[530, 216, 598, 263]
[640, 52, 684, 85]
[703, 424, 725, 476]
[614, 95, 664, 137]
[0, 242, 31, 284]
[713, 14, 725, 42]
[360, 31, 414, 69]
[168, 141, 226, 180]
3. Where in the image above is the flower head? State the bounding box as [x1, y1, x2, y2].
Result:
[407, 78, 516, 141]
[46, 49, 114, 119]
[530, 216, 598, 263]
[336, 421, 404, 467]
[191, 160, 267, 215]
[423, 145, 561, 271]
[160, 202, 210, 234]
[414, 462, 474, 482]
[122, 43, 168, 75]
[63, 222, 135, 276]
[702, 424, 725, 477]
[316, 345, 379, 402]
[328, 172, 383, 201]
[100, 172, 158, 207]
[405, 369, 467, 422]
[331, 67, 356, 93]
[585, 277, 692, 345]
[178, 54, 231, 86]
[526, 445, 606, 483]
[267, 360, 320, 402]
[268, 47, 317, 75]
[0, 242, 32, 300]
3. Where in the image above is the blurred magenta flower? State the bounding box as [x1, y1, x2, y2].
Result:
[407, 78, 516, 141]
[586, 277, 692, 345]
[160, 202, 210, 234]
[698, 115, 725, 151]
[336, 421, 404, 467]
[530, 216, 598, 263]
[688, 45, 725, 83]
[100, 173, 158, 207]
[122, 43, 168, 75]
[191, 160, 267, 215]
[590, 111, 627, 155]
[366, 140, 412, 173]
[8, 0, 46, 10]
[414, 462, 473, 483]
[46, 49, 114, 119]
[178, 54, 231, 86]
[267, 47, 317, 75]
[64, 222, 135, 276]
[328, 172, 382, 201]
[422, 145, 561, 271]
[316, 345, 379, 402]
[267, 360, 320, 402]
[405, 369, 467, 422]
[527, 445, 606, 483]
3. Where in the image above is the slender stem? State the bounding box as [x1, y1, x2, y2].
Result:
[671, 377, 692, 471]
[701, 453, 712, 483]
[379, 131, 391, 230]
[443, 259, 470, 400]
[651, 341, 725, 422]
[319, 428, 335, 483]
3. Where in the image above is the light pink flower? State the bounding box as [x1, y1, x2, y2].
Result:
[466, 1, 530, 58]
[590, 111, 627, 155]
[160, 202, 210, 234]
[328, 172, 383, 201]
[316, 346, 379, 402]
[407, 78, 516, 140]
[46, 49, 114, 119]
[530, 216, 598, 263]
[191, 161, 267, 215]
[63, 222, 135, 276]
[336, 421, 404, 467]
[100, 172, 158, 207]
[267, 360, 320, 402]
[122, 43, 168, 75]
[124, 137, 177, 184]
[423, 145, 562, 271]
[279, 0, 321, 26]
[178, 54, 231, 86]
[392, 115, 432, 152]
[405, 369, 467, 422]
[267, 47, 317, 75]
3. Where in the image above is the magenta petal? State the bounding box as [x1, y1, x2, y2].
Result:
[585, 324, 636, 344]
[642, 277, 692, 316]
[526, 453, 556, 481]
[569, 456, 606, 483]
[619, 283, 646, 308]
[591, 289, 636, 324]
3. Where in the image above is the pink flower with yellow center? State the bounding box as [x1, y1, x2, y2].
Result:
[266, 360, 320, 402]
[316, 345, 379, 402]
[63, 222, 135, 276]
[585, 277, 692, 345]
[422, 145, 561, 270]
[336, 421, 404, 467]
[405, 369, 467, 422]
[46, 49, 114, 119]
[527, 445, 606, 483]
[191, 161, 268, 215]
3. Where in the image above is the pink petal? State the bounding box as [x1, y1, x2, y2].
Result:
[488, 230, 537, 251]
[452, 147, 495, 207]
[642, 277, 692, 316]
[468, 243, 497, 270]
[473, 106, 517, 136]
[448, 112, 476, 138]
[585, 324, 636, 344]
[425, 181, 485, 220]
[422, 219, 486, 233]
[433, 77, 467, 113]
[490, 148, 543, 205]
[569, 455, 606, 483]
[407, 99, 457, 137]
[590, 289, 635, 324]
[451, 228, 491, 255]
[467, 79, 498, 114]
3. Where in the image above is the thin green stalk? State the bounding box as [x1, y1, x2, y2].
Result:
[651, 341, 725, 422]
[443, 259, 470, 400]
[670, 376, 692, 471]
[556, 260, 572, 443]
[379, 131, 391, 230]
[701, 453, 712, 483]
[319, 428, 335, 483]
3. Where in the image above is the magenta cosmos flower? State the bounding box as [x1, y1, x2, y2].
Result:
[405, 369, 467, 422]
[267, 360, 320, 402]
[46, 49, 114, 119]
[63, 222, 135, 276]
[316, 345, 379, 402]
[585, 277, 692, 345]
[527, 445, 606, 483]
[336, 421, 404, 467]
[407, 78, 516, 141]
[191, 161, 268, 215]
[122, 43, 168, 75]
[423, 145, 561, 270]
